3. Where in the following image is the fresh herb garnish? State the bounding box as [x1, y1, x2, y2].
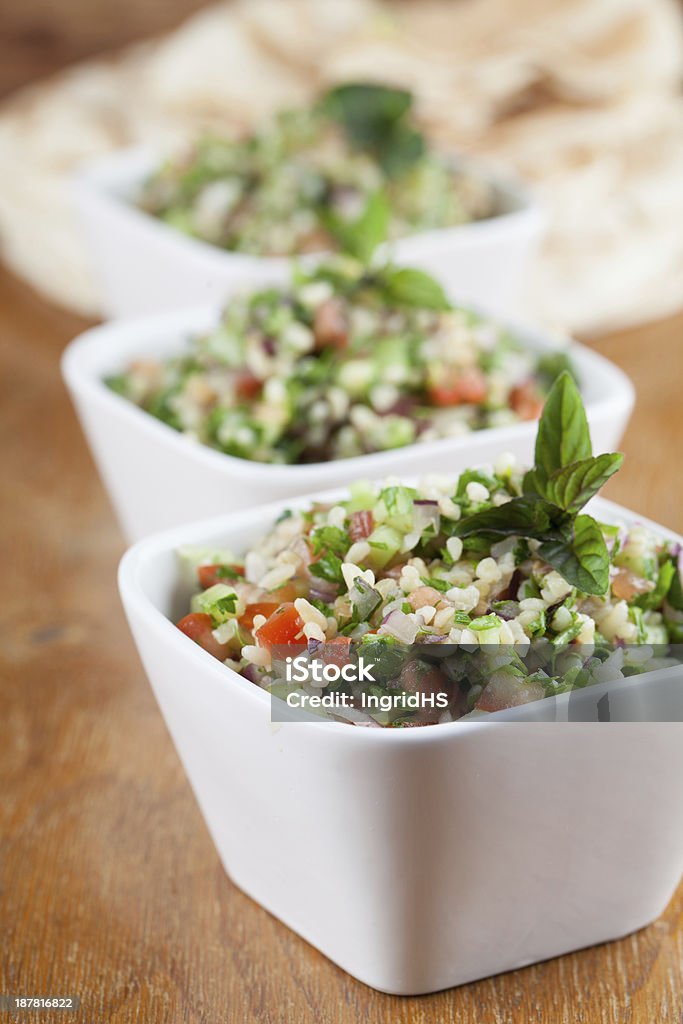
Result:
[322, 191, 389, 265]
[310, 550, 345, 585]
[311, 525, 349, 558]
[376, 266, 451, 312]
[320, 82, 425, 177]
[454, 372, 623, 595]
[665, 559, 683, 611]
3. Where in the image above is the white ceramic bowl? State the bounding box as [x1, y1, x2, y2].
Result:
[61, 303, 634, 542]
[73, 147, 545, 319]
[118, 492, 683, 995]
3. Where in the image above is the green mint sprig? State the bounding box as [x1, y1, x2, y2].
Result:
[454, 372, 623, 595]
[319, 188, 452, 312]
[320, 82, 425, 176]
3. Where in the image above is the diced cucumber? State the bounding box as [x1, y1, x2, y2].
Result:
[380, 485, 416, 533]
[366, 525, 403, 569]
[347, 479, 376, 512]
[191, 584, 239, 625]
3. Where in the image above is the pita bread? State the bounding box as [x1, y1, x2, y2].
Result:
[0, 0, 682, 333]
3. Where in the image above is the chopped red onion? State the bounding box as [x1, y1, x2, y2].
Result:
[413, 500, 440, 535]
[241, 664, 262, 684]
[308, 578, 338, 603]
[379, 609, 418, 644]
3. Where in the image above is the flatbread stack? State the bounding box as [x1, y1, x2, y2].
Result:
[0, 0, 682, 333]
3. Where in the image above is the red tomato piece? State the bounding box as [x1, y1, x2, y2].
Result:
[509, 381, 544, 421]
[197, 563, 245, 589]
[266, 577, 309, 603]
[313, 298, 349, 349]
[255, 603, 305, 650]
[176, 613, 231, 660]
[240, 601, 281, 631]
[234, 372, 262, 400]
[429, 367, 487, 407]
[322, 637, 353, 668]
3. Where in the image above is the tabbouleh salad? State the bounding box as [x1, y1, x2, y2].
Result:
[106, 255, 571, 465]
[138, 82, 496, 255]
[174, 374, 683, 726]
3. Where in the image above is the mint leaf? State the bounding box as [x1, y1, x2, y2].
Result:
[544, 452, 623, 513]
[454, 496, 571, 541]
[310, 551, 344, 585]
[324, 191, 389, 265]
[378, 267, 452, 311]
[531, 371, 592, 488]
[321, 82, 425, 176]
[636, 559, 675, 611]
[311, 525, 349, 558]
[539, 515, 610, 595]
[667, 561, 683, 611]
[535, 351, 579, 390]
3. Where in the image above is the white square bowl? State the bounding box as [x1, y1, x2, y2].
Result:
[61, 302, 634, 542]
[118, 492, 683, 995]
[72, 147, 545, 319]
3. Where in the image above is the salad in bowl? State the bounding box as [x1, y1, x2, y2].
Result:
[174, 374, 683, 726]
[138, 82, 497, 256]
[107, 252, 572, 466]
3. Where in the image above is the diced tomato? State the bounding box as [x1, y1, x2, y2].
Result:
[509, 381, 544, 421]
[197, 563, 245, 589]
[266, 576, 309, 603]
[398, 660, 454, 723]
[313, 298, 349, 349]
[240, 601, 281, 631]
[322, 637, 353, 668]
[234, 372, 262, 400]
[255, 603, 305, 650]
[176, 613, 231, 660]
[349, 509, 374, 542]
[429, 367, 487, 407]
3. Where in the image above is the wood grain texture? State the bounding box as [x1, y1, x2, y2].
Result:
[0, 0, 210, 98]
[1, 264, 683, 1022]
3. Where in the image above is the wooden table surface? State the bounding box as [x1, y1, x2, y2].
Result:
[2, 262, 683, 1024]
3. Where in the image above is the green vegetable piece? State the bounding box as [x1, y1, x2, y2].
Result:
[455, 496, 571, 541]
[321, 82, 425, 176]
[378, 266, 452, 312]
[381, 485, 416, 532]
[366, 524, 403, 569]
[544, 453, 623, 513]
[528, 371, 592, 490]
[636, 559, 675, 611]
[539, 515, 610, 595]
[310, 551, 345, 585]
[311, 525, 349, 558]
[192, 584, 238, 625]
[324, 191, 389, 265]
[469, 614, 503, 632]
[668, 561, 683, 611]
